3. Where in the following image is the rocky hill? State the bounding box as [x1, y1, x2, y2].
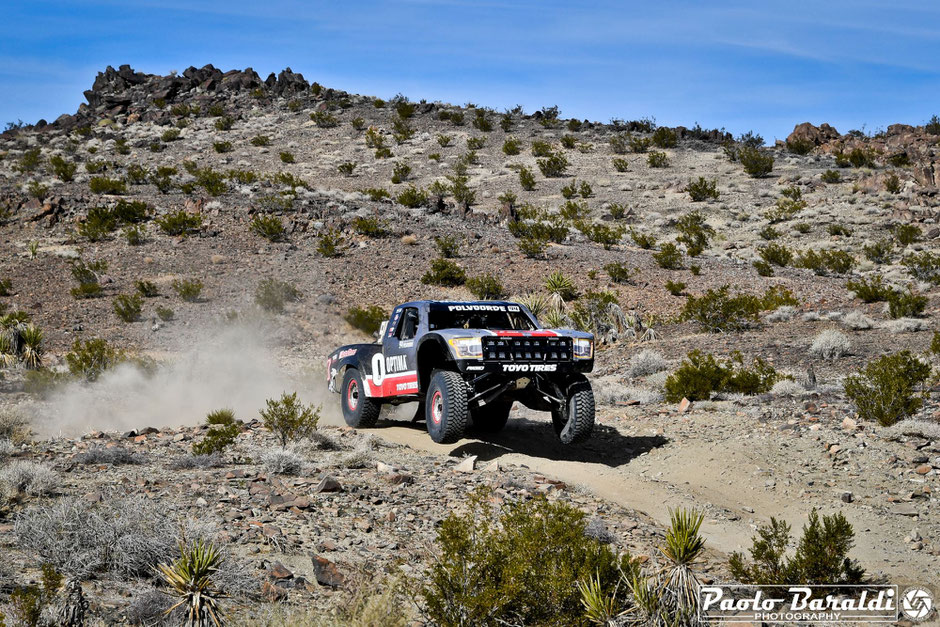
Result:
[0, 65, 938, 623]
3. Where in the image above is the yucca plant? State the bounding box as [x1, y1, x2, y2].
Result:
[19, 324, 43, 370]
[658, 508, 706, 624]
[544, 271, 577, 301]
[542, 308, 568, 329]
[517, 293, 549, 320]
[579, 571, 620, 625]
[156, 541, 226, 627]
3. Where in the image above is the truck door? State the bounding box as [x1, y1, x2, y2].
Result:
[367, 305, 421, 397]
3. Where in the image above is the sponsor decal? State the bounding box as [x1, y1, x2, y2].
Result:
[399, 339, 414, 348]
[395, 380, 419, 392]
[465, 365, 484, 371]
[501, 364, 557, 373]
[337, 348, 357, 359]
[698, 584, 931, 623]
[447, 304, 507, 312]
[385, 354, 408, 373]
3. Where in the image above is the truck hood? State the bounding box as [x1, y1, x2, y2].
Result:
[433, 328, 593, 340]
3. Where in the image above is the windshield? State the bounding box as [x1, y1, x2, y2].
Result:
[428, 304, 537, 331]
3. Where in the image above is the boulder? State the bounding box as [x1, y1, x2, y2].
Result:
[787, 122, 840, 147]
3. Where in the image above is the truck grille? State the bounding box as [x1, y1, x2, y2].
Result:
[481, 336, 572, 363]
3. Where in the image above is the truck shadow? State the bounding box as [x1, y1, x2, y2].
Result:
[377, 409, 667, 468]
[450, 420, 669, 468]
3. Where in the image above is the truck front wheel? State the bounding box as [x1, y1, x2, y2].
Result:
[425, 369, 469, 444]
[341, 368, 381, 428]
[551, 374, 595, 444]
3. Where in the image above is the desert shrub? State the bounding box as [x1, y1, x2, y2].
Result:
[630, 135, 652, 153]
[894, 224, 921, 246]
[69, 258, 106, 299]
[886, 286, 927, 319]
[841, 311, 874, 331]
[685, 177, 719, 202]
[518, 237, 547, 258]
[607, 203, 629, 220]
[317, 228, 342, 257]
[502, 137, 521, 155]
[16, 148, 42, 173]
[430, 234, 459, 258]
[421, 488, 629, 627]
[846, 275, 891, 302]
[260, 447, 305, 476]
[160, 128, 180, 142]
[466, 274, 507, 300]
[361, 187, 391, 202]
[277, 151, 295, 164]
[212, 141, 233, 154]
[651, 126, 677, 148]
[796, 249, 856, 275]
[396, 185, 429, 208]
[255, 279, 301, 313]
[610, 157, 629, 173]
[903, 251, 940, 283]
[927, 114, 940, 135]
[260, 392, 320, 447]
[680, 285, 763, 332]
[344, 305, 387, 335]
[827, 223, 852, 237]
[739, 147, 774, 177]
[214, 115, 234, 131]
[530, 140, 553, 157]
[172, 278, 203, 302]
[604, 262, 634, 284]
[65, 337, 124, 381]
[665, 280, 686, 296]
[821, 169, 841, 183]
[192, 409, 241, 456]
[664, 350, 783, 402]
[467, 136, 486, 150]
[675, 210, 713, 256]
[310, 111, 338, 128]
[77, 206, 118, 241]
[14, 496, 237, 582]
[758, 225, 780, 241]
[89, 176, 126, 195]
[786, 137, 814, 155]
[809, 330, 851, 360]
[0, 461, 57, 498]
[647, 151, 669, 168]
[560, 134, 577, 149]
[49, 155, 77, 181]
[653, 243, 683, 269]
[156, 306, 174, 321]
[629, 228, 657, 249]
[844, 351, 930, 427]
[729, 509, 864, 591]
[628, 350, 667, 378]
[250, 135, 270, 147]
[250, 214, 286, 242]
[863, 239, 893, 264]
[155, 210, 202, 236]
[76, 445, 143, 466]
[884, 172, 901, 193]
[113, 294, 143, 323]
[337, 161, 356, 176]
[579, 222, 625, 250]
[0, 410, 30, 445]
[537, 151, 569, 178]
[517, 166, 536, 191]
[847, 147, 875, 168]
[758, 242, 793, 267]
[150, 166, 177, 193]
[390, 161, 411, 184]
[422, 258, 466, 287]
[544, 271, 577, 301]
[130, 281, 158, 300]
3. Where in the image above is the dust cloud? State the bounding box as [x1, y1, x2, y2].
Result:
[33, 324, 340, 437]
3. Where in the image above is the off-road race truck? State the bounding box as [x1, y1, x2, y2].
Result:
[326, 300, 595, 444]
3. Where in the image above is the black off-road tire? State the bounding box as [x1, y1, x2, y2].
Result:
[341, 368, 381, 428]
[551, 374, 595, 444]
[425, 369, 469, 444]
[470, 401, 512, 433]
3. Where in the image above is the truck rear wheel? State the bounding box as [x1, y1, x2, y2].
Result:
[341, 368, 381, 428]
[470, 401, 512, 433]
[425, 369, 469, 444]
[551, 375, 595, 444]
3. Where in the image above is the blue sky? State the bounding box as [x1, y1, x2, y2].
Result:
[2, 1, 939, 141]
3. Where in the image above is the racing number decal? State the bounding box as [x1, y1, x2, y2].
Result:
[371, 353, 386, 385]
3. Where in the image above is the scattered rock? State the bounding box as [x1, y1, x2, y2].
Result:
[455, 456, 477, 473]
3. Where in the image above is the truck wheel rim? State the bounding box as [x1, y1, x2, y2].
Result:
[347, 379, 359, 411]
[431, 391, 443, 425]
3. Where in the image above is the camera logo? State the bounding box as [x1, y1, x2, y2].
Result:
[900, 588, 934, 622]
